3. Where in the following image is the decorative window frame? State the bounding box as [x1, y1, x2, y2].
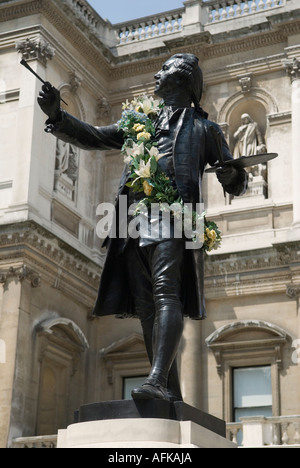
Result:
[205, 320, 289, 421]
[100, 333, 150, 400]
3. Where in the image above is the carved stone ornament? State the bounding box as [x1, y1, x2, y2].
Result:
[286, 284, 300, 299]
[16, 37, 55, 65]
[237, 74, 253, 94]
[69, 71, 82, 93]
[0, 265, 41, 288]
[282, 57, 300, 82]
[96, 96, 111, 124]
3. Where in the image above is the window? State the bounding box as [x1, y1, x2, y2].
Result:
[205, 320, 288, 422]
[123, 376, 148, 400]
[233, 365, 272, 421]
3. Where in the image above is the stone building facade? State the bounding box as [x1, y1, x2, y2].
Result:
[0, 0, 299, 448]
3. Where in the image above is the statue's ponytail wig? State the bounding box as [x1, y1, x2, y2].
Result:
[171, 53, 203, 112]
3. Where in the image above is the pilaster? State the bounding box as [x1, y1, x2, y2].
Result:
[283, 57, 300, 234]
[0, 269, 23, 448]
[7, 36, 55, 221]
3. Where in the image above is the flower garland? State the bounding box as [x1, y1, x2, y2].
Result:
[117, 95, 221, 251]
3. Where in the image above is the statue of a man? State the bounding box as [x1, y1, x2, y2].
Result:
[55, 140, 78, 181]
[233, 113, 266, 158]
[38, 53, 248, 402]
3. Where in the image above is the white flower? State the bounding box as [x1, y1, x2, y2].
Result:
[122, 99, 131, 110]
[134, 159, 151, 179]
[132, 95, 161, 115]
[139, 96, 161, 115]
[146, 146, 165, 161]
[124, 142, 144, 163]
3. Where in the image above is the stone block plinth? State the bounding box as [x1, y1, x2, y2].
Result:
[57, 400, 236, 448]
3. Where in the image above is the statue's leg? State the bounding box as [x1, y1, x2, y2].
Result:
[138, 307, 182, 401]
[167, 361, 183, 401]
[131, 240, 185, 401]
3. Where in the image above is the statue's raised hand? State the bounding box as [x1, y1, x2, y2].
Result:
[38, 83, 61, 121]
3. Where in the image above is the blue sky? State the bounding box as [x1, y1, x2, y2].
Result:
[87, 0, 185, 24]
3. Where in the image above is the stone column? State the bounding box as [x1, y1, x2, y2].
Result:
[283, 58, 300, 230]
[0, 266, 41, 448]
[0, 273, 22, 448]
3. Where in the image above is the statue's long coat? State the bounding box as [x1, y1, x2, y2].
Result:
[50, 108, 247, 320]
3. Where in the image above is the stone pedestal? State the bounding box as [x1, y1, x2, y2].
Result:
[57, 400, 236, 448]
[231, 175, 267, 206]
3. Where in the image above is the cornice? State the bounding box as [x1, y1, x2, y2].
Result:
[1, 1, 300, 85]
[203, 29, 287, 61]
[205, 242, 300, 276]
[108, 21, 300, 82]
[0, 0, 42, 21]
[204, 242, 300, 299]
[0, 221, 101, 307]
[0, 0, 113, 79]
[40, 0, 113, 75]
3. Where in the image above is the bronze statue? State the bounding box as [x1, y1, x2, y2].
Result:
[37, 53, 248, 402]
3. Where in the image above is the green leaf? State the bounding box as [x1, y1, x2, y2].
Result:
[150, 156, 157, 174]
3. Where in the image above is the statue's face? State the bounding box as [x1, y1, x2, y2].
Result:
[241, 117, 250, 125]
[154, 57, 186, 98]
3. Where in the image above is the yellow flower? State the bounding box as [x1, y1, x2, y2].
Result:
[133, 123, 145, 133]
[206, 228, 216, 241]
[137, 131, 151, 141]
[209, 230, 217, 241]
[143, 180, 153, 196]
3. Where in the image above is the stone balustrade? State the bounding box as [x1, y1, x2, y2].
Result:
[11, 435, 57, 448]
[206, 0, 285, 23]
[227, 415, 300, 447]
[114, 0, 285, 45]
[56, 0, 287, 50]
[70, 0, 99, 28]
[116, 9, 183, 45]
